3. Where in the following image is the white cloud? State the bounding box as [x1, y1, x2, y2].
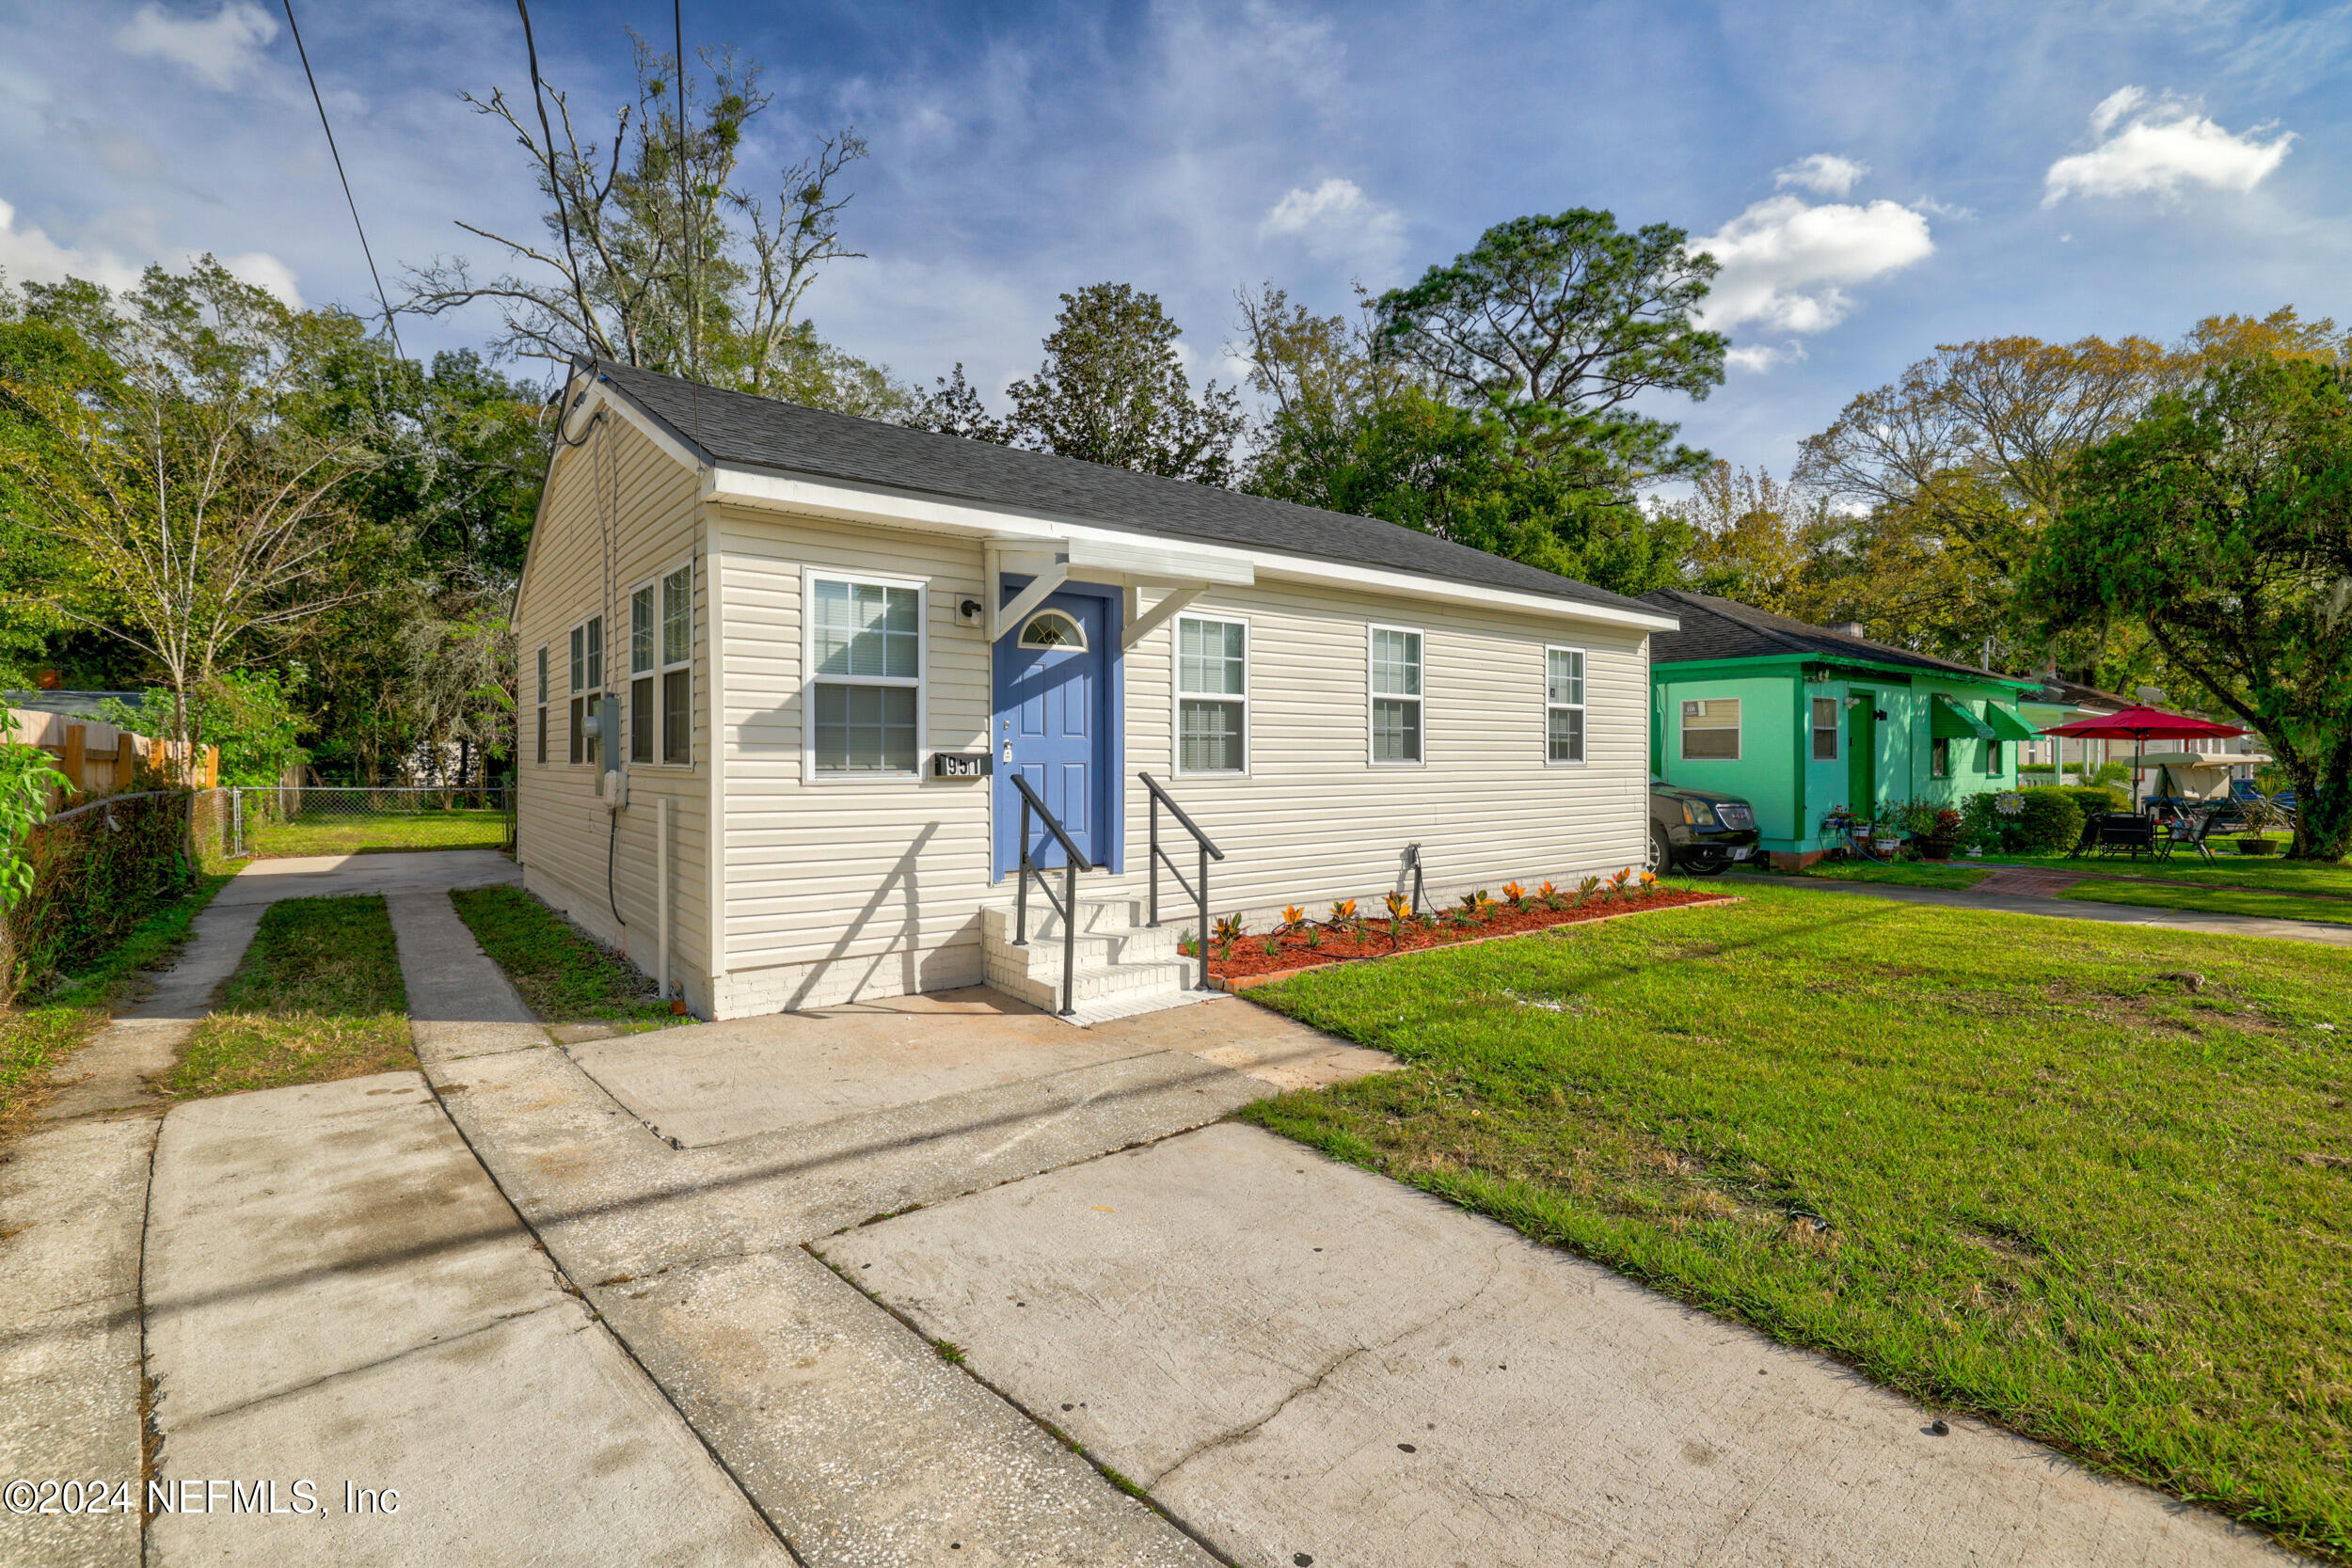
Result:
[1774, 153, 1867, 197]
[2042, 87, 2294, 205]
[1694, 194, 1934, 348]
[1725, 341, 1806, 373]
[220, 250, 303, 307]
[113, 2, 277, 91]
[0, 197, 143, 291]
[0, 197, 301, 305]
[1258, 177, 1406, 278]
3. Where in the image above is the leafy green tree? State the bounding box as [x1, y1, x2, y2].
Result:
[904, 364, 1010, 444]
[1002, 283, 1245, 482]
[2021, 356, 2352, 859]
[1251, 388, 1691, 594]
[1656, 463, 1820, 613]
[100, 672, 309, 787]
[1370, 210, 1725, 479]
[292, 327, 543, 785]
[0, 283, 123, 686]
[1235, 283, 1693, 594]
[0, 260, 373, 767]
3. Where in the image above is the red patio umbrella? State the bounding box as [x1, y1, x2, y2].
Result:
[2037, 705, 2247, 811]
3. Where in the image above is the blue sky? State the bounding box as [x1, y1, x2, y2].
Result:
[1, 0, 2345, 485]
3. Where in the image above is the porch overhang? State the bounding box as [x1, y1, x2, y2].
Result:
[980, 535, 1256, 646]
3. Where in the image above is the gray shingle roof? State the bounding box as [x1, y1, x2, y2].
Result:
[589, 359, 1662, 618]
[1639, 590, 2024, 684]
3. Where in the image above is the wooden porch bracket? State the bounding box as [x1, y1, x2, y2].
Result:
[1120, 585, 1206, 650]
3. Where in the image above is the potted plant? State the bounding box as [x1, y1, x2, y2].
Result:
[2235, 784, 2288, 855]
[1918, 807, 1964, 861]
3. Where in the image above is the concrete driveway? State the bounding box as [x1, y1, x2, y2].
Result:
[829, 1121, 2293, 1567]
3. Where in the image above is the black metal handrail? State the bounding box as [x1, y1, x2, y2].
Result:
[1139, 772, 1224, 991]
[1009, 772, 1090, 1016]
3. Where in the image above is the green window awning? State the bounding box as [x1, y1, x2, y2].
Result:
[1930, 694, 1994, 740]
[1985, 703, 2041, 743]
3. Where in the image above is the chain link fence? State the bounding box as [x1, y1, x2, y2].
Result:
[229, 785, 514, 860]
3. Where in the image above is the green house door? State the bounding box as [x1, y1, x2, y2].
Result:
[1848, 693, 1877, 823]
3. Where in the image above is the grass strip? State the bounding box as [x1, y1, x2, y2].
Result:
[1237, 882, 2352, 1561]
[2060, 879, 2352, 927]
[450, 884, 676, 1029]
[164, 895, 413, 1099]
[0, 873, 230, 1137]
[1979, 848, 2351, 896]
[246, 809, 506, 859]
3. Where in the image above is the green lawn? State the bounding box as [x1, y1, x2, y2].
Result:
[246, 808, 507, 859]
[163, 895, 415, 1099]
[0, 874, 230, 1136]
[1239, 882, 2352, 1561]
[450, 884, 679, 1029]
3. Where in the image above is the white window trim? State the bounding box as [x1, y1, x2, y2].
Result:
[622, 555, 697, 768]
[1809, 692, 1840, 762]
[801, 564, 928, 784]
[567, 612, 607, 768]
[1366, 622, 1425, 768]
[1544, 643, 1587, 768]
[1172, 611, 1250, 778]
[659, 556, 694, 768]
[1679, 696, 1741, 763]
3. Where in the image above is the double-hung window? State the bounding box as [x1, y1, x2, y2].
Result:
[568, 615, 603, 767]
[1810, 696, 1839, 760]
[1369, 626, 1422, 765]
[660, 564, 691, 763]
[1176, 616, 1247, 774]
[1931, 737, 1951, 778]
[1545, 646, 1585, 764]
[808, 573, 921, 776]
[629, 584, 657, 764]
[1983, 737, 2003, 775]
[1679, 698, 1740, 760]
[534, 647, 548, 766]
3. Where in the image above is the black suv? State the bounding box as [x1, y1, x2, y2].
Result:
[1648, 781, 1762, 876]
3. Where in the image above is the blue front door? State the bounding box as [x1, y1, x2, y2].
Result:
[993, 589, 1114, 877]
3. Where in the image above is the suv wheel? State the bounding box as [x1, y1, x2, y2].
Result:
[1647, 821, 1671, 875]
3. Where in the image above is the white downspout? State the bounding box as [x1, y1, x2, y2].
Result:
[702, 495, 727, 1019]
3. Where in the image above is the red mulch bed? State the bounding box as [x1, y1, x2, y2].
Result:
[1200, 886, 1736, 988]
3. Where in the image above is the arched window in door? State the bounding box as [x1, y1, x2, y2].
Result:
[1019, 610, 1088, 650]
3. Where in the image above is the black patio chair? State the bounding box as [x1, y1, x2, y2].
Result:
[2090, 813, 2157, 859]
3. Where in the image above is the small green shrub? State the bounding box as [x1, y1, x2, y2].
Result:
[2054, 784, 2127, 821]
[1962, 787, 2087, 853]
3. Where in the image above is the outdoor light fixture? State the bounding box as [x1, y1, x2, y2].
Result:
[1843, 695, 1861, 709]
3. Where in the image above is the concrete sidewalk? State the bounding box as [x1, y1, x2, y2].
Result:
[143, 1074, 790, 1566]
[0, 849, 524, 1568]
[1731, 869, 2352, 945]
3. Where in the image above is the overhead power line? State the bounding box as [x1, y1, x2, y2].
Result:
[279, 0, 404, 358]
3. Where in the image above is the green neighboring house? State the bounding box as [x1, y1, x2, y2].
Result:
[1639, 592, 2042, 865]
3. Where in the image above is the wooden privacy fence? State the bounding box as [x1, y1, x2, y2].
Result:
[2, 705, 218, 802]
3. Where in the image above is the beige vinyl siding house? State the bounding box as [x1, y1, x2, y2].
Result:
[513, 359, 1679, 1022]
